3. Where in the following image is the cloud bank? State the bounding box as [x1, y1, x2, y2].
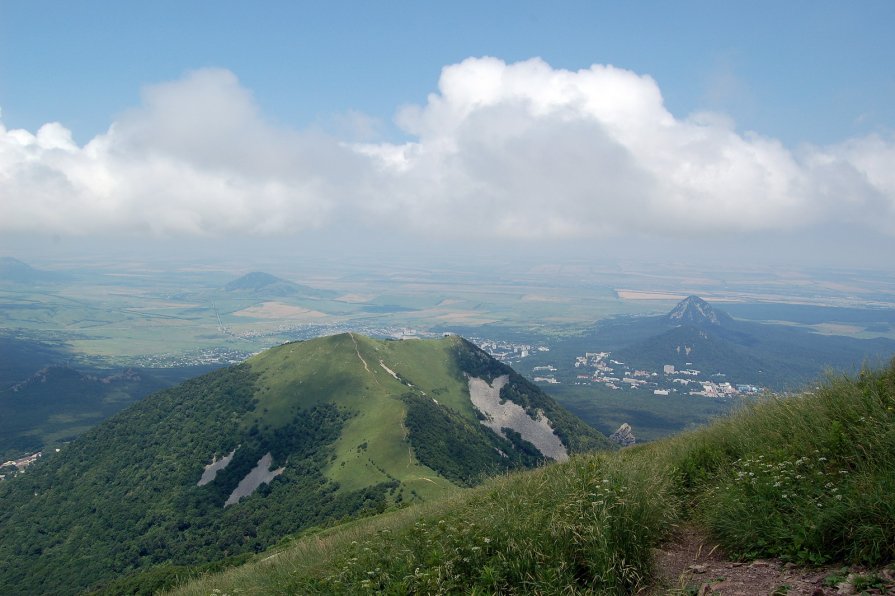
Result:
[2, 58, 894, 240]
[0, 69, 364, 236]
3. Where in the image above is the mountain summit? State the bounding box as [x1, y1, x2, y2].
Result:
[665, 296, 731, 327]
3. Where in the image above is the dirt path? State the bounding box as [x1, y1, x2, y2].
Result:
[649, 526, 894, 595]
[348, 333, 415, 468]
[399, 417, 414, 467]
[379, 359, 399, 380]
[348, 332, 372, 374]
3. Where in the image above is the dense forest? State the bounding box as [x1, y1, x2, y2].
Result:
[0, 334, 610, 594]
[402, 392, 541, 486]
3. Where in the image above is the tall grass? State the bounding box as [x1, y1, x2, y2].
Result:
[172, 361, 895, 594]
[174, 452, 675, 594]
[667, 361, 895, 565]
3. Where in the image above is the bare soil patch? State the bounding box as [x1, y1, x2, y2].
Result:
[649, 526, 895, 595]
[233, 301, 326, 320]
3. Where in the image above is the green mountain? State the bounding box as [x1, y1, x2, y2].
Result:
[223, 271, 336, 299]
[0, 334, 606, 594]
[0, 333, 70, 385]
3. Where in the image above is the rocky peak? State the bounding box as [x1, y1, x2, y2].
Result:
[666, 296, 731, 327]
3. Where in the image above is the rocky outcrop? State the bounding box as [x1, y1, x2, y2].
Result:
[467, 375, 569, 462]
[224, 452, 285, 507]
[609, 423, 636, 447]
[197, 448, 237, 486]
[665, 296, 732, 327]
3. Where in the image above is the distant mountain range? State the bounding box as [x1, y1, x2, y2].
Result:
[590, 296, 895, 389]
[223, 271, 336, 299]
[0, 334, 606, 594]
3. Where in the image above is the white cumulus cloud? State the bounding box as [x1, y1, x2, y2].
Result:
[0, 68, 363, 237]
[358, 57, 895, 238]
[1, 58, 894, 242]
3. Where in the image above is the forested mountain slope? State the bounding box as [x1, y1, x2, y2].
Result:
[0, 334, 605, 594]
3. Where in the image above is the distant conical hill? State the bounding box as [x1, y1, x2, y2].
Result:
[223, 271, 336, 299]
[0, 333, 606, 594]
[0, 256, 65, 284]
[558, 295, 895, 390]
[665, 295, 733, 327]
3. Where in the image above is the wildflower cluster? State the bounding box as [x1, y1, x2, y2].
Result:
[700, 449, 859, 564]
[722, 451, 847, 509]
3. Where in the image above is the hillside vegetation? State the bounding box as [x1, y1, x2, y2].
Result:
[0, 362, 213, 461]
[0, 334, 605, 595]
[173, 359, 895, 595]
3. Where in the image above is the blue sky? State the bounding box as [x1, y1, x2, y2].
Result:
[1, 2, 894, 267]
[3, 1, 892, 145]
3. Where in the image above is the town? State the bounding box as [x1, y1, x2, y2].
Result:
[0, 450, 50, 480]
[466, 337, 551, 364]
[530, 350, 764, 397]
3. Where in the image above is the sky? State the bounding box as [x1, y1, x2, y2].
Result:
[1, 1, 894, 269]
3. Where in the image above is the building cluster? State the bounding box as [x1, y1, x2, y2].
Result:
[130, 347, 253, 368]
[561, 352, 764, 397]
[469, 338, 550, 364]
[0, 450, 46, 481]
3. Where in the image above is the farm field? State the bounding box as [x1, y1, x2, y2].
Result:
[3, 255, 895, 459]
[4, 256, 895, 368]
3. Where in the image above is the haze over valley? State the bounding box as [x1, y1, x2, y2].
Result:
[3, 255, 894, 456]
[2, 3, 895, 594]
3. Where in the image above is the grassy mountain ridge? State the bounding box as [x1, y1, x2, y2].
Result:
[172, 359, 895, 595]
[0, 333, 604, 594]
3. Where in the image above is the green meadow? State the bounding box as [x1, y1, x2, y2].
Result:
[246, 334, 474, 500]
